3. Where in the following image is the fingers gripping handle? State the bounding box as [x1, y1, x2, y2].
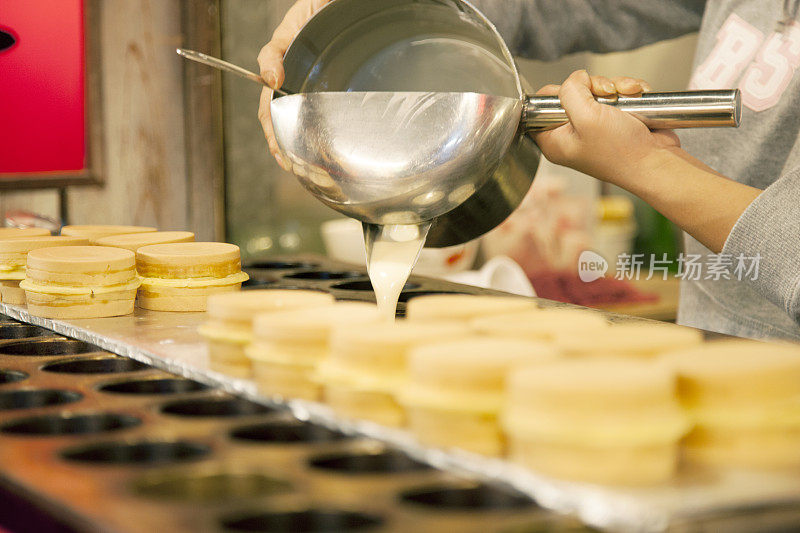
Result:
[523, 89, 742, 132]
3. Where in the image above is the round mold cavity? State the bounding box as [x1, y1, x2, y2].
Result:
[42, 356, 151, 374]
[0, 389, 82, 411]
[99, 378, 210, 396]
[160, 397, 275, 418]
[283, 271, 364, 281]
[0, 369, 27, 385]
[220, 509, 384, 532]
[242, 278, 275, 289]
[246, 260, 318, 270]
[0, 412, 141, 436]
[60, 440, 211, 465]
[0, 338, 102, 357]
[330, 280, 419, 292]
[132, 472, 291, 503]
[308, 449, 430, 475]
[399, 483, 536, 511]
[230, 420, 348, 444]
[0, 323, 57, 340]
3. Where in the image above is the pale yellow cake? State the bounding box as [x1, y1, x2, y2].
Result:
[317, 320, 470, 426]
[400, 337, 559, 455]
[199, 289, 334, 377]
[0, 228, 50, 238]
[553, 322, 704, 358]
[60, 224, 157, 243]
[471, 308, 608, 342]
[246, 302, 382, 401]
[20, 246, 140, 318]
[135, 242, 248, 311]
[95, 231, 195, 252]
[503, 359, 688, 485]
[663, 339, 800, 468]
[0, 236, 88, 304]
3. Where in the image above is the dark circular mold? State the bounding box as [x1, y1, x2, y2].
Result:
[396, 290, 468, 303]
[160, 397, 275, 418]
[132, 472, 291, 502]
[230, 421, 348, 444]
[42, 356, 150, 374]
[246, 260, 318, 270]
[0, 339, 102, 357]
[242, 278, 275, 289]
[308, 449, 430, 475]
[283, 271, 364, 281]
[0, 323, 57, 340]
[60, 440, 211, 465]
[0, 369, 27, 385]
[220, 509, 383, 532]
[330, 280, 419, 292]
[99, 378, 210, 395]
[399, 483, 536, 511]
[0, 412, 141, 436]
[0, 389, 82, 411]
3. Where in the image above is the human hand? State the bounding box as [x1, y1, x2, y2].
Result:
[533, 70, 681, 187]
[257, 0, 331, 170]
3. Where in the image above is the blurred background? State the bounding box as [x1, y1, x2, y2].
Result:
[1, 0, 697, 319]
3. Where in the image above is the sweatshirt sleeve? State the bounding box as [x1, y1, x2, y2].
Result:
[722, 167, 800, 325]
[471, 0, 706, 61]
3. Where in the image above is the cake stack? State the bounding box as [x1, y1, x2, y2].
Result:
[664, 339, 800, 468]
[136, 242, 249, 311]
[20, 246, 141, 318]
[0, 236, 88, 304]
[400, 337, 559, 455]
[199, 289, 334, 377]
[317, 321, 470, 426]
[503, 359, 689, 484]
[246, 302, 382, 400]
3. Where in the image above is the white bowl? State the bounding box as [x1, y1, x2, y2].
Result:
[321, 218, 478, 276]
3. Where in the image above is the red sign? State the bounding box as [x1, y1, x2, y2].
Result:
[0, 0, 86, 174]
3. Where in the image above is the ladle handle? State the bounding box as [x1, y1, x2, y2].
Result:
[176, 48, 292, 97]
[523, 89, 741, 132]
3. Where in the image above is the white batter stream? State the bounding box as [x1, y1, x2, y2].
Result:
[363, 221, 431, 321]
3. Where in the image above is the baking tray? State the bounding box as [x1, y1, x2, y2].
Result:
[0, 255, 798, 532]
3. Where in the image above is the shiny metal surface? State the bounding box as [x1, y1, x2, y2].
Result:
[271, 91, 520, 223]
[175, 48, 291, 97]
[276, 0, 741, 247]
[524, 90, 742, 131]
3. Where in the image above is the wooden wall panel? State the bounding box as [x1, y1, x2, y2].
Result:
[65, 0, 189, 230]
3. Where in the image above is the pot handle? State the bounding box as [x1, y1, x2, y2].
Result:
[523, 89, 741, 132]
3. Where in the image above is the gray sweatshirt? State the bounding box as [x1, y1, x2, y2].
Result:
[475, 0, 800, 341]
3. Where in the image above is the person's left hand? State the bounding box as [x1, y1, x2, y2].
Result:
[533, 70, 681, 188]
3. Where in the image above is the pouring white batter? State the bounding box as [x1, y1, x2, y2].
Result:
[363, 222, 431, 321]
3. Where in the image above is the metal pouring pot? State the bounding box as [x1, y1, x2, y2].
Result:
[274, 0, 741, 248]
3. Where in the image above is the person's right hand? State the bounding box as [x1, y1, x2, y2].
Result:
[257, 0, 331, 170]
[533, 70, 680, 189]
